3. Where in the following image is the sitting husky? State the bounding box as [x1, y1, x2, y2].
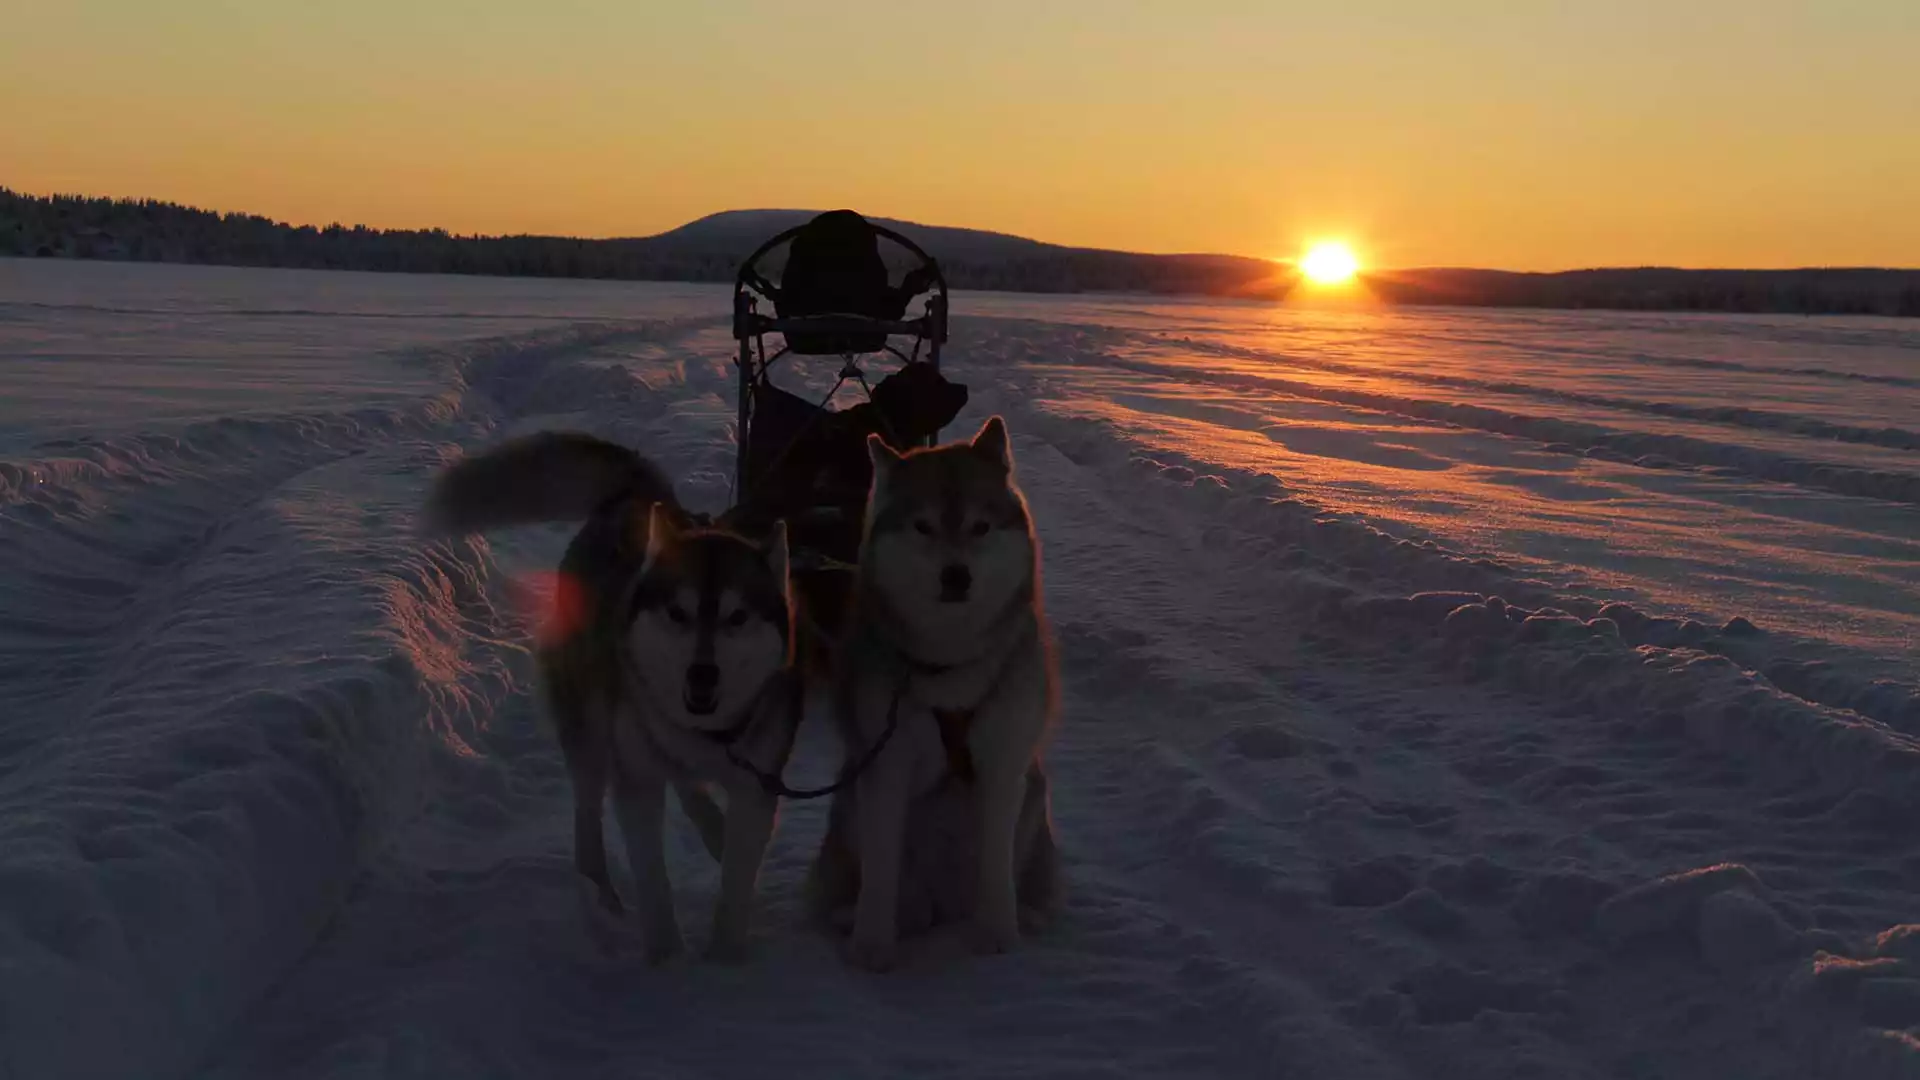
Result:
[806, 416, 1062, 971]
[421, 433, 798, 964]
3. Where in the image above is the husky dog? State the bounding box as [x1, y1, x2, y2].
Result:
[421, 432, 798, 964]
[806, 415, 1062, 972]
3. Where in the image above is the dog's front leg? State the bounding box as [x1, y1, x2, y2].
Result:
[968, 655, 1052, 955]
[706, 783, 778, 964]
[1013, 762, 1060, 932]
[610, 772, 683, 964]
[570, 760, 621, 914]
[968, 755, 1027, 955]
[556, 700, 622, 914]
[844, 682, 912, 972]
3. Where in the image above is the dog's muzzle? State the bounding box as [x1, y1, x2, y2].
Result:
[939, 563, 972, 603]
[683, 662, 720, 715]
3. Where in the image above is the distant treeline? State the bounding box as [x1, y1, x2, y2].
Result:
[5, 187, 1916, 317]
[0, 188, 1296, 300]
[0, 188, 742, 281]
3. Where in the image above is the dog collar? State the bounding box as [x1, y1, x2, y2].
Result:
[868, 581, 1036, 679]
[900, 654, 959, 677]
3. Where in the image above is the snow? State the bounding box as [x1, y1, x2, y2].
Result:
[3, 257, 1918, 1079]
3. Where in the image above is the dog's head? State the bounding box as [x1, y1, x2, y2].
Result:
[861, 415, 1035, 632]
[621, 507, 793, 730]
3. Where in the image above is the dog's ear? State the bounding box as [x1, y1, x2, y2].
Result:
[867, 432, 903, 476]
[763, 518, 790, 586]
[640, 501, 678, 567]
[970, 415, 1012, 471]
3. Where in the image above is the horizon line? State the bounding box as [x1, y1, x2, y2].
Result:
[6, 184, 1917, 276]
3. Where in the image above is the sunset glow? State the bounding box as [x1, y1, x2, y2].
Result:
[1300, 242, 1361, 285]
[3, 2, 1916, 269]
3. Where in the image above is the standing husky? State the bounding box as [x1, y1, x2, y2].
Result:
[807, 415, 1062, 972]
[421, 432, 798, 964]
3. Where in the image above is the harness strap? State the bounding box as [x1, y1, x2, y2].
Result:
[616, 613, 904, 803]
[724, 671, 908, 801]
[880, 613, 1037, 789]
[623, 607, 1027, 804]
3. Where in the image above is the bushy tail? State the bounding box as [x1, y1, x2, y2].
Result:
[421, 431, 677, 536]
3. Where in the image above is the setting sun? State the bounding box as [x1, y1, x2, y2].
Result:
[1299, 242, 1361, 285]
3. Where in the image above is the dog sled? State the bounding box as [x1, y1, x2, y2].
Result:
[726, 210, 969, 593]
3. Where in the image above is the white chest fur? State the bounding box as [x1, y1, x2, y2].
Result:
[608, 688, 792, 788]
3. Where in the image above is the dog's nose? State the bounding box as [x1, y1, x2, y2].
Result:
[686, 662, 719, 694]
[939, 564, 972, 595]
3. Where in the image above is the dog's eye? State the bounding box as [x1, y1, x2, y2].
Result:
[666, 605, 691, 625]
[913, 519, 934, 536]
[724, 609, 749, 629]
[969, 520, 990, 537]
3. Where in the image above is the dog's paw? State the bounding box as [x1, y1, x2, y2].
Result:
[964, 915, 1021, 956]
[825, 904, 856, 936]
[703, 933, 750, 966]
[840, 931, 900, 973]
[581, 892, 649, 959]
[576, 875, 625, 916]
[1017, 904, 1053, 935]
[577, 875, 623, 931]
[643, 931, 686, 967]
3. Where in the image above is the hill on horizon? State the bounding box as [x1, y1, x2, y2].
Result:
[4, 188, 1917, 316]
[636, 208, 1087, 263]
[0, 188, 1300, 301]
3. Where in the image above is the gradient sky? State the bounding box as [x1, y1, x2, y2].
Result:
[6, 1, 1917, 270]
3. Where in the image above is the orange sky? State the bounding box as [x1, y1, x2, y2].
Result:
[5, 1, 1917, 270]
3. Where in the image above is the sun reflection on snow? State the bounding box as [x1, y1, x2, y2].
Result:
[1026, 307, 1919, 657]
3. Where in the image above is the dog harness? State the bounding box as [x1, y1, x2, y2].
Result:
[889, 611, 1038, 788]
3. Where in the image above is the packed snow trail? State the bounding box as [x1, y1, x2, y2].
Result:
[2, 262, 1917, 1080]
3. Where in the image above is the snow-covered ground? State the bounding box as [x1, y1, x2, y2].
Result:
[3, 258, 1917, 1080]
